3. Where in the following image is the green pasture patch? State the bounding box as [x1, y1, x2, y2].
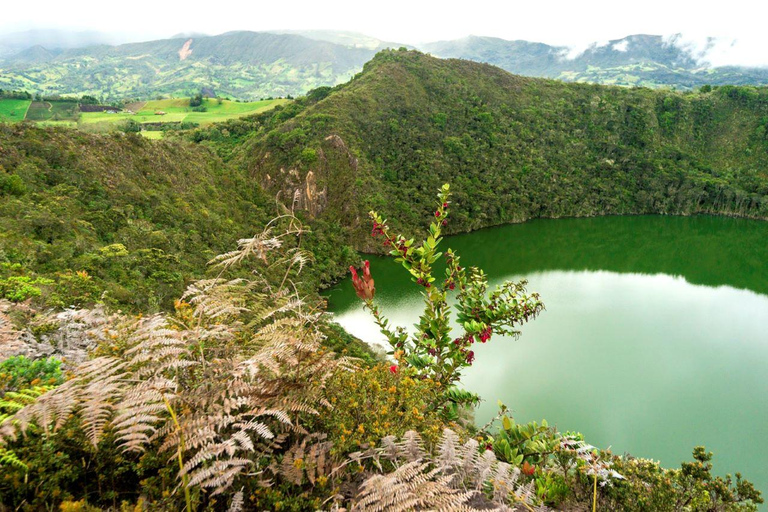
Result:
[0, 99, 31, 122]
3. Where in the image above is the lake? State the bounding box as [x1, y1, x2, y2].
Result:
[324, 215, 768, 495]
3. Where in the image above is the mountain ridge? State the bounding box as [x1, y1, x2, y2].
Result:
[3, 30, 768, 100]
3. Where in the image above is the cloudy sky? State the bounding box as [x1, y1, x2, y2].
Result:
[1, 0, 766, 67]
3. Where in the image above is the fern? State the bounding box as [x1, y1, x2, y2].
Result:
[0, 447, 26, 470]
[0, 215, 353, 507]
[350, 429, 547, 511]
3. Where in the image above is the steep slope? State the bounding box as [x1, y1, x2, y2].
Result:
[0, 124, 273, 310]
[0, 32, 376, 100]
[234, 50, 768, 249]
[421, 34, 768, 89]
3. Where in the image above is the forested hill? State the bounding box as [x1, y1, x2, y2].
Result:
[0, 125, 273, 310]
[231, 49, 768, 249]
[0, 31, 376, 101]
[4, 49, 768, 311]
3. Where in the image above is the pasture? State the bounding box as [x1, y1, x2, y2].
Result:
[0, 99, 31, 122]
[80, 98, 288, 127]
[0, 96, 287, 131]
[24, 101, 79, 121]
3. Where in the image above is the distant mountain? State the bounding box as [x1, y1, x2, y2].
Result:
[3, 30, 768, 101]
[419, 34, 768, 89]
[0, 29, 131, 58]
[0, 31, 377, 100]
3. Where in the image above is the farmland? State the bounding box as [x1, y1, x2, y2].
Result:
[24, 100, 79, 121]
[80, 97, 288, 126]
[0, 96, 287, 130]
[0, 98, 30, 121]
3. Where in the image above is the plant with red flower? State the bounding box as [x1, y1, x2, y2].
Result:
[349, 260, 375, 301]
[522, 461, 536, 476]
[355, 184, 543, 412]
[388, 364, 398, 374]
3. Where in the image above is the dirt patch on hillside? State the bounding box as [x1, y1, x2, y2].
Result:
[178, 39, 193, 60]
[125, 101, 147, 112]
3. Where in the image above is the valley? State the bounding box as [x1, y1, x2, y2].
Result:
[0, 28, 766, 510]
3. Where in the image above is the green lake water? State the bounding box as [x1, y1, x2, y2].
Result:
[324, 215, 768, 495]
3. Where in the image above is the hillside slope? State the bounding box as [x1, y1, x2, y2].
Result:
[233, 50, 768, 249]
[0, 125, 275, 310]
[0, 31, 376, 101]
[420, 34, 768, 89]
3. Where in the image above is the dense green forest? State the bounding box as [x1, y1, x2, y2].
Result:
[0, 50, 766, 510]
[229, 49, 768, 251]
[4, 49, 768, 310]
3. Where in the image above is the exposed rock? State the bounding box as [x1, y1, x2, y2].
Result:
[0, 301, 113, 367]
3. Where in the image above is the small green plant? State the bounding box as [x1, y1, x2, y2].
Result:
[0, 356, 63, 394]
[0, 275, 54, 302]
[352, 184, 543, 410]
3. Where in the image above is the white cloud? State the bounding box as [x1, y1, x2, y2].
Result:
[612, 40, 629, 52]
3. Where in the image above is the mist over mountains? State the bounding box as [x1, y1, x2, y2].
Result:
[0, 29, 767, 100]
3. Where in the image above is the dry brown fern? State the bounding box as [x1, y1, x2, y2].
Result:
[0, 215, 353, 509]
[347, 429, 547, 512]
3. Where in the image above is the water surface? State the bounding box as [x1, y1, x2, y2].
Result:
[325, 215, 768, 494]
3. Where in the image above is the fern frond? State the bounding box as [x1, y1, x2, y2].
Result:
[0, 447, 26, 471]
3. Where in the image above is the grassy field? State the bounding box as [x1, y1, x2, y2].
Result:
[0, 97, 287, 130]
[80, 98, 288, 127]
[25, 101, 79, 121]
[0, 99, 31, 122]
[140, 131, 164, 140]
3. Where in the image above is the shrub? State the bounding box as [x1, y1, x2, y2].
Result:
[0, 356, 63, 394]
[317, 365, 449, 455]
[354, 184, 543, 415]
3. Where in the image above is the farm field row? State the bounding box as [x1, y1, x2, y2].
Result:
[0, 97, 288, 128]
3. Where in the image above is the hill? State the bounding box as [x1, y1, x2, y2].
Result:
[0, 31, 378, 101]
[420, 34, 768, 89]
[0, 29, 126, 58]
[229, 49, 768, 250]
[0, 124, 275, 310]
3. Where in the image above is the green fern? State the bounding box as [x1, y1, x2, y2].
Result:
[0, 386, 52, 473]
[0, 386, 54, 423]
[0, 447, 27, 470]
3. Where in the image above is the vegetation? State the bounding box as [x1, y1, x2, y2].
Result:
[0, 48, 767, 509]
[360, 184, 543, 415]
[239, 49, 768, 252]
[422, 34, 768, 90]
[0, 95, 287, 131]
[0, 32, 375, 101]
[0, 195, 761, 510]
[0, 124, 274, 311]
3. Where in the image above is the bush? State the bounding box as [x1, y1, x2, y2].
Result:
[0, 174, 26, 196]
[0, 356, 63, 394]
[317, 365, 450, 455]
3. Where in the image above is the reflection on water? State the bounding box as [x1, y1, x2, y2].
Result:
[324, 216, 768, 494]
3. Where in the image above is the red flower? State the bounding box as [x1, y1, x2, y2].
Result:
[479, 327, 492, 343]
[435, 210, 441, 217]
[522, 461, 536, 476]
[466, 350, 475, 364]
[442, 219, 448, 226]
[389, 364, 398, 374]
[350, 261, 375, 301]
[442, 202, 448, 208]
